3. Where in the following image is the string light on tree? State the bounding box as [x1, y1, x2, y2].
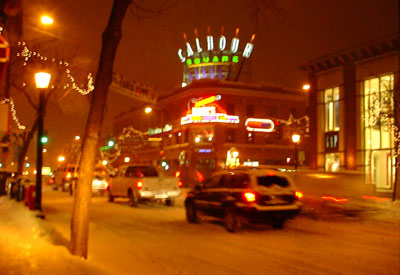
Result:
[0, 98, 26, 130]
[16, 42, 94, 95]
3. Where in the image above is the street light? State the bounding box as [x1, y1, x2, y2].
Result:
[40, 15, 54, 25]
[35, 72, 51, 212]
[292, 134, 301, 170]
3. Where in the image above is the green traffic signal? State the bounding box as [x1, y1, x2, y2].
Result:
[107, 140, 115, 147]
[41, 136, 48, 144]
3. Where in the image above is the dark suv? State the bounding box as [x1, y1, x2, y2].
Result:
[185, 168, 303, 232]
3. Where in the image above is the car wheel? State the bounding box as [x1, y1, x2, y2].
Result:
[224, 206, 240, 233]
[186, 201, 198, 223]
[108, 188, 114, 202]
[128, 190, 138, 207]
[165, 198, 175, 206]
[271, 216, 286, 229]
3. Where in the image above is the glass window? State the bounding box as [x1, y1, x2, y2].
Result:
[325, 153, 340, 172]
[257, 176, 289, 188]
[362, 74, 395, 188]
[203, 174, 227, 188]
[229, 173, 250, 188]
[126, 166, 158, 177]
[324, 87, 340, 132]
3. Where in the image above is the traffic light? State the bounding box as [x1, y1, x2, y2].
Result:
[40, 135, 49, 144]
[107, 140, 115, 147]
[274, 120, 281, 139]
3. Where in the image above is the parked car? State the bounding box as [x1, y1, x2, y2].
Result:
[69, 174, 109, 196]
[185, 168, 303, 232]
[108, 164, 182, 207]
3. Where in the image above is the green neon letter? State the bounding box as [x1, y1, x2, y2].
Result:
[186, 59, 192, 65]
[212, 56, 219, 62]
[232, 56, 239, 63]
[194, 58, 201, 64]
[202, 57, 210, 63]
[222, 55, 229, 62]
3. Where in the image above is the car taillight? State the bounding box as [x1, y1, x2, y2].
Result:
[175, 171, 181, 178]
[136, 180, 143, 189]
[177, 180, 183, 188]
[295, 191, 304, 200]
[243, 192, 256, 203]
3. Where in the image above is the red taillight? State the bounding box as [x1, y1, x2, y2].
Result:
[295, 191, 304, 200]
[177, 180, 183, 188]
[175, 171, 181, 178]
[243, 192, 256, 202]
[136, 180, 143, 189]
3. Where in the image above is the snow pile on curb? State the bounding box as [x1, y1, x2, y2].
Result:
[0, 197, 109, 275]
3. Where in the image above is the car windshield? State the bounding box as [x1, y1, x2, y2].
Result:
[257, 175, 289, 188]
[126, 166, 158, 177]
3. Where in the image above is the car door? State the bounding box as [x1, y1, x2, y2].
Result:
[195, 173, 229, 217]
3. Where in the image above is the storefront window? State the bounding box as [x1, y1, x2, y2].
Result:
[363, 74, 395, 189]
[325, 153, 339, 172]
[324, 87, 340, 132]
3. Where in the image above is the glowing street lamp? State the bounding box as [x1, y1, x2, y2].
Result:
[58, 155, 65, 162]
[35, 72, 51, 212]
[302, 84, 310, 91]
[292, 134, 301, 170]
[145, 107, 152, 114]
[40, 15, 54, 25]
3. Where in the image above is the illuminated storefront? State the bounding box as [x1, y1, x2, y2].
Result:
[304, 34, 399, 195]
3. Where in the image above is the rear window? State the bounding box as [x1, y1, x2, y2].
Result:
[257, 176, 289, 188]
[125, 166, 158, 177]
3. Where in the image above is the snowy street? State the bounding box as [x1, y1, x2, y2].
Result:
[1, 186, 399, 275]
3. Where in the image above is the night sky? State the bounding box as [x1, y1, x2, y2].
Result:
[9, 0, 398, 168]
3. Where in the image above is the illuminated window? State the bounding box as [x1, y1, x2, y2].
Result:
[324, 87, 340, 132]
[363, 74, 395, 188]
[325, 153, 340, 172]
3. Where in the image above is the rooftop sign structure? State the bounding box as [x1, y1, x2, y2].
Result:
[177, 27, 255, 86]
[181, 95, 239, 125]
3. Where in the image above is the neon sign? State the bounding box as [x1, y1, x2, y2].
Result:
[177, 27, 255, 64]
[181, 95, 239, 125]
[245, 118, 275, 132]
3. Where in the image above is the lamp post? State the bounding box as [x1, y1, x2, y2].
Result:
[292, 134, 301, 170]
[34, 72, 51, 212]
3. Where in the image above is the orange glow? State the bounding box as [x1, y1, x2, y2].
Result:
[66, 172, 72, 179]
[244, 192, 256, 202]
[295, 191, 304, 200]
[322, 196, 349, 203]
[266, 171, 276, 176]
[177, 180, 183, 188]
[362, 195, 390, 202]
[136, 180, 143, 189]
[175, 171, 181, 178]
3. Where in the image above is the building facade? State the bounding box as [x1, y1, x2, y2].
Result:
[113, 79, 308, 187]
[303, 34, 400, 196]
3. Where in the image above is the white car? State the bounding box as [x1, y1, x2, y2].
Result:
[108, 164, 182, 207]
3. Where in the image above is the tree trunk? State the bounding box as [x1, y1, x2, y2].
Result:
[16, 118, 38, 177]
[70, 0, 132, 259]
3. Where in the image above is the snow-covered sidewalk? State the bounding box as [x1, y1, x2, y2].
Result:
[0, 196, 109, 275]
